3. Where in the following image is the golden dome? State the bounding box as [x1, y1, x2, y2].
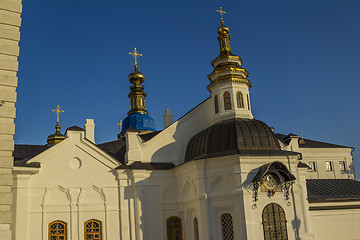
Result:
[128, 69, 145, 85]
[217, 25, 229, 36]
[47, 123, 65, 144]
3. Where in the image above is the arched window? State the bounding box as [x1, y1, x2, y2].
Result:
[221, 213, 234, 240]
[194, 217, 199, 240]
[215, 95, 219, 114]
[84, 219, 102, 240]
[223, 92, 231, 110]
[49, 220, 66, 240]
[166, 216, 182, 240]
[262, 203, 288, 240]
[236, 91, 244, 108]
[247, 94, 250, 110]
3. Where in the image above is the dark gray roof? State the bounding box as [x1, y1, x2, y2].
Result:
[185, 118, 297, 162]
[277, 134, 350, 148]
[97, 131, 162, 164]
[13, 144, 49, 161]
[117, 161, 174, 170]
[66, 126, 84, 131]
[97, 138, 127, 164]
[307, 179, 360, 203]
[252, 161, 296, 183]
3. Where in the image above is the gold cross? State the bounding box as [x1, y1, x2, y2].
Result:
[216, 7, 226, 22]
[129, 48, 142, 68]
[117, 120, 122, 132]
[52, 105, 64, 123]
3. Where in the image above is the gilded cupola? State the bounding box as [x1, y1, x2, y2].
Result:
[208, 7, 254, 121]
[47, 105, 65, 145]
[119, 48, 156, 136]
[208, 7, 252, 89]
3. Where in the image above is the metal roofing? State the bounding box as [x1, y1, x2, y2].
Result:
[13, 144, 49, 161]
[307, 179, 360, 202]
[117, 161, 174, 170]
[97, 138, 127, 164]
[97, 131, 162, 164]
[185, 118, 296, 162]
[66, 126, 84, 131]
[276, 134, 350, 148]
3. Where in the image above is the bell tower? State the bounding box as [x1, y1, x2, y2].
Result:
[208, 7, 253, 122]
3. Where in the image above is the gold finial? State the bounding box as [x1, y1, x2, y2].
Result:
[129, 48, 143, 69]
[52, 105, 64, 124]
[299, 128, 306, 144]
[117, 120, 122, 132]
[216, 7, 226, 25]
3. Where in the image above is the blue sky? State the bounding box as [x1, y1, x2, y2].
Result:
[16, 1, 360, 176]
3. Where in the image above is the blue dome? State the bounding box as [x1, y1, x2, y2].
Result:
[121, 112, 156, 133]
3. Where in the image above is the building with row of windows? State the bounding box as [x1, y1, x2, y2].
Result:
[11, 9, 360, 240]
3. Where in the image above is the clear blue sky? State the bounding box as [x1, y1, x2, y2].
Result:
[16, 1, 360, 176]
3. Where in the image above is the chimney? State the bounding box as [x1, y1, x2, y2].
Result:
[163, 109, 174, 128]
[84, 119, 95, 143]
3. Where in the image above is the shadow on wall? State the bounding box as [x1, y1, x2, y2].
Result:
[341, 161, 355, 179]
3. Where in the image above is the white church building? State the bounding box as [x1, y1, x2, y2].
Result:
[11, 10, 360, 240]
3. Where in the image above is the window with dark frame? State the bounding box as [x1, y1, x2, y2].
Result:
[236, 91, 244, 108]
[215, 95, 219, 114]
[221, 213, 234, 240]
[194, 217, 199, 240]
[247, 94, 250, 110]
[262, 203, 288, 240]
[223, 92, 232, 110]
[339, 161, 346, 171]
[166, 216, 182, 240]
[308, 162, 317, 172]
[325, 161, 333, 171]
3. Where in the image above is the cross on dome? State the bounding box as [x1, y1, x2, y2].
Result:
[117, 120, 122, 132]
[52, 105, 64, 124]
[216, 7, 226, 23]
[129, 48, 142, 68]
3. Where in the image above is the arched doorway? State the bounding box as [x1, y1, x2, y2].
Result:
[262, 203, 288, 240]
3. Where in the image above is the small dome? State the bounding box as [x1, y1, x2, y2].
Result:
[47, 124, 65, 144]
[121, 112, 156, 133]
[185, 118, 281, 162]
[217, 25, 229, 35]
[128, 70, 145, 85]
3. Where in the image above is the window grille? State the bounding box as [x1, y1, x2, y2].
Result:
[339, 161, 346, 171]
[325, 161, 333, 171]
[215, 95, 219, 113]
[236, 92, 244, 108]
[262, 203, 288, 240]
[49, 220, 66, 240]
[166, 216, 182, 240]
[194, 217, 199, 240]
[221, 213, 234, 240]
[223, 92, 232, 110]
[84, 219, 101, 240]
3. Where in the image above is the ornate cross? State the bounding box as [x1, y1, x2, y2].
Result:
[52, 105, 64, 123]
[117, 120, 122, 132]
[129, 48, 142, 68]
[216, 7, 226, 22]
